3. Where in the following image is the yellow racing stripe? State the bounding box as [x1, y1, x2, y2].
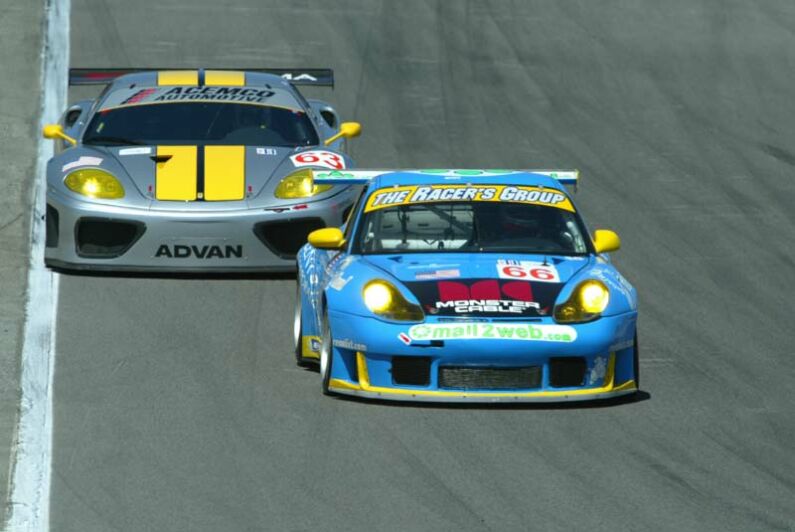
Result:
[155, 146, 197, 201]
[204, 146, 246, 201]
[205, 70, 245, 86]
[157, 70, 199, 86]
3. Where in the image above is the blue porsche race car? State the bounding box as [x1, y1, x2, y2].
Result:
[294, 169, 638, 402]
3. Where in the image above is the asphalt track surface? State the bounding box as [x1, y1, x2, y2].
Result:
[48, 1, 795, 530]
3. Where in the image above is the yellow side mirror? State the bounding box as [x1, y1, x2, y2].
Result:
[593, 229, 621, 254]
[324, 121, 362, 146]
[42, 124, 77, 146]
[308, 227, 346, 250]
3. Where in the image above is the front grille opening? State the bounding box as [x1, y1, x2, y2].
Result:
[392, 356, 431, 386]
[549, 357, 587, 387]
[75, 218, 145, 258]
[253, 218, 325, 259]
[439, 366, 541, 390]
[46, 204, 59, 248]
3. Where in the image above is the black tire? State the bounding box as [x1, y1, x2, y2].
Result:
[293, 282, 308, 366]
[319, 308, 335, 395]
[633, 332, 640, 390]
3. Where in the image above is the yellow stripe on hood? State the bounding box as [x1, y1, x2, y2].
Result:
[155, 146, 197, 200]
[157, 70, 199, 86]
[205, 70, 245, 86]
[204, 146, 246, 201]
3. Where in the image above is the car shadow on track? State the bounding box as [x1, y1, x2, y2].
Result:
[326, 391, 652, 410]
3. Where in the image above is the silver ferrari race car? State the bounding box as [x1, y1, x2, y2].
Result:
[42, 68, 362, 272]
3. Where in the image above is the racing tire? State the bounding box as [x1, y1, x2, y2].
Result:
[633, 332, 640, 390]
[319, 308, 335, 396]
[293, 282, 312, 367]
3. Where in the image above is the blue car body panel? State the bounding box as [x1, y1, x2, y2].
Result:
[296, 171, 638, 402]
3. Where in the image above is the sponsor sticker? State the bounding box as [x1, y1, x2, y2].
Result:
[329, 275, 352, 291]
[333, 338, 367, 351]
[496, 260, 560, 283]
[406, 322, 577, 343]
[433, 299, 539, 315]
[290, 150, 345, 170]
[154, 243, 243, 259]
[62, 156, 103, 172]
[414, 269, 461, 280]
[407, 279, 558, 317]
[364, 184, 574, 212]
[398, 333, 411, 345]
[118, 147, 152, 156]
[256, 147, 277, 155]
[153, 86, 276, 103]
[281, 73, 318, 82]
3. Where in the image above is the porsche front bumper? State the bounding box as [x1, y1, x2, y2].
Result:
[325, 311, 638, 403]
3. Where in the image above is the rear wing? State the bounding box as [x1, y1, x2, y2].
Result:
[312, 169, 579, 187]
[68, 68, 334, 87]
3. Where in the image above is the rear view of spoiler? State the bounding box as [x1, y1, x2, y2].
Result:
[312, 169, 579, 187]
[68, 68, 334, 87]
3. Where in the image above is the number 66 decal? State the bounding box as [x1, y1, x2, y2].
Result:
[496, 260, 560, 283]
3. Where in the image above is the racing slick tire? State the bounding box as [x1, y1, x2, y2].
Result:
[633, 332, 640, 390]
[319, 307, 335, 396]
[293, 282, 313, 368]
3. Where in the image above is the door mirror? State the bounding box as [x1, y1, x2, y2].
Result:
[308, 227, 346, 250]
[593, 229, 621, 254]
[42, 124, 77, 146]
[324, 122, 362, 146]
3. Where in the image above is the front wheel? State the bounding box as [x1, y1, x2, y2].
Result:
[319, 308, 335, 395]
[633, 332, 640, 390]
[293, 282, 311, 367]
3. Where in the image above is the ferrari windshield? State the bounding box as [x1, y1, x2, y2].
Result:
[83, 102, 319, 147]
[355, 201, 590, 255]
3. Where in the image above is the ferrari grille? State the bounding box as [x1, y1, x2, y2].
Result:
[253, 218, 325, 259]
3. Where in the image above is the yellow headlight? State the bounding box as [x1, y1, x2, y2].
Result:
[64, 169, 125, 199]
[580, 280, 610, 313]
[362, 280, 424, 322]
[274, 169, 332, 199]
[363, 282, 393, 312]
[554, 280, 609, 323]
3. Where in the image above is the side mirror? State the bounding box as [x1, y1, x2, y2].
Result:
[593, 229, 621, 254]
[324, 121, 362, 146]
[42, 124, 77, 146]
[308, 227, 346, 250]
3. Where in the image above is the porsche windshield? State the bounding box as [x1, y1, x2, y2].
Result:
[355, 201, 590, 255]
[83, 102, 319, 147]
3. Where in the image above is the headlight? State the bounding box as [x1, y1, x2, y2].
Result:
[362, 280, 424, 322]
[274, 169, 332, 199]
[64, 169, 125, 199]
[554, 280, 609, 323]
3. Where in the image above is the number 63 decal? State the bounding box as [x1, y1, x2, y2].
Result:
[496, 260, 560, 283]
[290, 150, 346, 170]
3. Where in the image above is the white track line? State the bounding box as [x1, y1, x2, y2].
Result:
[6, 0, 69, 530]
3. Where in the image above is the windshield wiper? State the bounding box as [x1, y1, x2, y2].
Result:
[84, 136, 146, 146]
